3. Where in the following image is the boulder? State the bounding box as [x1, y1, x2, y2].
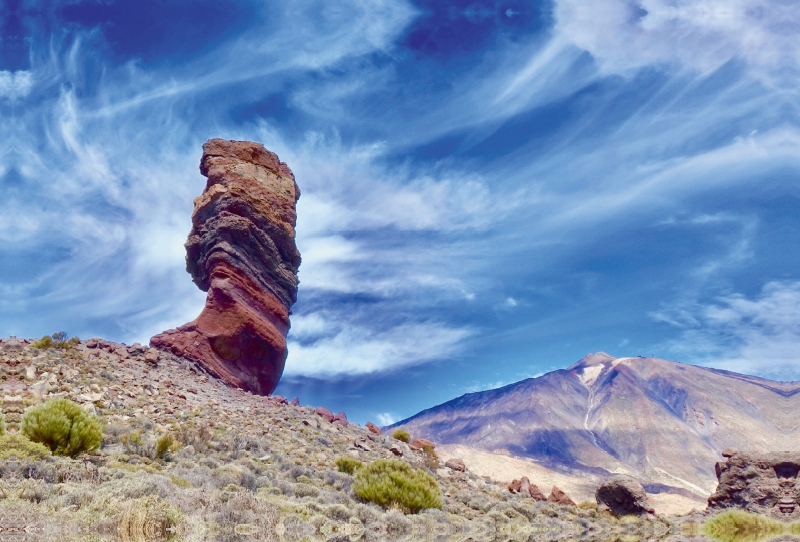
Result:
[334, 411, 348, 427]
[409, 438, 435, 451]
[507, 479, 522, 493]
[365, 422, 381, 435]
[548, 486, 576, 506]
[316, 407, 335, 423]
[291, 397, 300, 406]
[596, 475, 654, 517]
[445, 458, 466, 472]
[529, 483, 547, 501]
[151, 139, 301, 395]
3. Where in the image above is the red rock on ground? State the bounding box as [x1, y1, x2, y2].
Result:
[409, 438, 435, 451]
[548, 486, 576, 506]
[445, 458, 466, 472]
[150, 139, 301, 395]
[316, 407, 335, 423]
[529, 483, 547, 501]
[334, 411, 349, 427]
[365, 422, 381, 435]
[507, 479, 522, 493]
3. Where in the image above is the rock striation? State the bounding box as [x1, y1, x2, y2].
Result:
[151, 139, 300, 395]
[708, 450, 800, 519]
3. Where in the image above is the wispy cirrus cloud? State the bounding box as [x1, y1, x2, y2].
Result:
[653, 281, 800, 379]
[556, 0, 800, 75]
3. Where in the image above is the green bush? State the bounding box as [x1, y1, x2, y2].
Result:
[0, 434, 52, 460]
[33, 332, 79, 350]
[0, 411, 5, 435]
[336, 455, 363, 474]
[156, 433, 175, 459]
[21, 398, 103, 457]
[392, 429, 410, 443]
[702, 510, 791, 542]
[352, 459, 442, 514]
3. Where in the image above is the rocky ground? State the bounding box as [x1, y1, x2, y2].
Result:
[0, 337, 691, 541]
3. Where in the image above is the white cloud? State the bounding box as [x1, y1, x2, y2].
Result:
[0, 71, 33, 99]
[654, 281, 800, 379]
[285, 321, 472, 376]
[375, 412, 397, 426]
[555, 0, 800, 75]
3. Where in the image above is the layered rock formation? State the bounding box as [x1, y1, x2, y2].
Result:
[151, 139, 300, 395]
[708, 450, 800, 519]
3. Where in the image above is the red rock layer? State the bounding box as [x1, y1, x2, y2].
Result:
[151, 139, 300, 395]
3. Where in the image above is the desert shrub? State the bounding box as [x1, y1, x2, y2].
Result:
[155, 433, 175, 459]
[336, 455, 363, 474]
[117, 495, 182, 540]
[0, 412, 4, 435]
[703, 510, 788, 542]
[392, 429, 410, 443]
[0, 434, 52, 460]
[353, 459, 442, 514]
[21, 398, 102, 457]
[294, 482, 321, 498]
[33, 332, 79, 350]
[578, 500, 597, 510]
[170, 475, 192, 488]
[421, 444, 439, 470]
[120, 430, 145, 455]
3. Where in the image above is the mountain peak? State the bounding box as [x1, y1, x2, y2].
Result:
[567, 352, 616, 370]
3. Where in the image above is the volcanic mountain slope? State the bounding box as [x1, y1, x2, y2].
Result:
[389, 353, 800, 499]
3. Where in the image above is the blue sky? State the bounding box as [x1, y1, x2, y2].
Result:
[2, 0, 799, 425]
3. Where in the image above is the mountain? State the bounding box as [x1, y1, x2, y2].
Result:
[389, 353, 800, 499]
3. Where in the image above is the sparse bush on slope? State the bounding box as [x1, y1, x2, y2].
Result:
[353, 459, 442, 514]
[33, 331, 79, 350]
[22, 398, 102, 457]
[392, 429, 410, 442]
[336, 456, 363, 474]
[0, 434, 52, 460]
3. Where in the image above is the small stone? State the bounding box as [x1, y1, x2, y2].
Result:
[389, 445, 403, 456]
[144, 348, 159, 365]
[409, 438, 435, 451]
[548, 486, 576, 506]
[445, 458, 466, 472]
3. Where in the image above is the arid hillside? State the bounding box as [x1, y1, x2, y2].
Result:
[0, 338, 677, 541]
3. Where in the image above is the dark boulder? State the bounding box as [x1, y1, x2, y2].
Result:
[596, 475, 654, 516]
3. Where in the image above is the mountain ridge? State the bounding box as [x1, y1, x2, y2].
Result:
[388, 354, 800, 498]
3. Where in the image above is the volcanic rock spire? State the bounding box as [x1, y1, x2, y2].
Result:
[151, 139, 301, 395]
